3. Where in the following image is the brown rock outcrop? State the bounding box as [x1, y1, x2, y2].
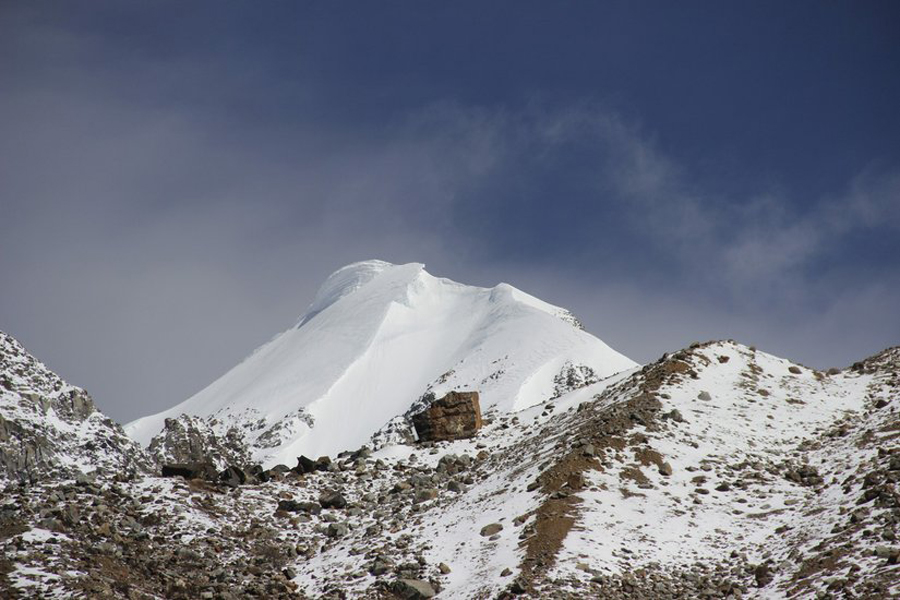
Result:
[412, 391, 482, 442]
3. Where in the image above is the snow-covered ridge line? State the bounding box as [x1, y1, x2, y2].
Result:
[126, 260, 637, 466]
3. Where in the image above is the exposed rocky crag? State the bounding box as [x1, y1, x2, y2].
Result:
[0, 332, 149, 483]
[147, 414, 252, 471]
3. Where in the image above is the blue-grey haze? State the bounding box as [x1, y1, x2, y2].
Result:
[1, 2, 898, 422]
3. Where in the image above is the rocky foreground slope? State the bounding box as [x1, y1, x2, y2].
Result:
[1, 335, 897, 599]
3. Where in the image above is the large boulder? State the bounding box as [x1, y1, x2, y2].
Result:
[392, 579, 436, 599]
[319, 490, 347, 509]
[218, 465, 248, 488]
[412, 391, 482, 442]
[293, 454, 331, 474]
[160, 462, 218, 481]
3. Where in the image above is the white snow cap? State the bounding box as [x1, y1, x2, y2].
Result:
[296, 259, 400, 327]
[126, 260, 636, 466]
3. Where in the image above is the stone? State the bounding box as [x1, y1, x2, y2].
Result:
[161, 463, 218, 481]
[393, 481, 413, 493]
[245, 464, 267, 483]
[392, 578, 436, 599]
[438, 562, 451, 574]
[480, 523, 503, 537]
[370, 557, 393, 576]
[294, 455, 317, 474]
[698, 391, 712, 401]
[412, 391, 482, 442]
[874, 546, 899, 562]
[319, 490, 347, 510]
[664, 409, 685, 423]
[326, 522, 349, 538]
[414, 488, 439, 503]
[754, 563, 774, 587]
[74, 471, 95, 486]
[276, 500, 321, 514]
[659, 462, 673, 477]
[788, 366, 802, 374]
[218, 465, 247, 488]
[447, 480, 465, 493]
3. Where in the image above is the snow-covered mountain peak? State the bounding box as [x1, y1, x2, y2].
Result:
[127, 262, 636, 465]
[296, 259, 421, 327]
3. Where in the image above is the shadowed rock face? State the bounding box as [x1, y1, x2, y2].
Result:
[412, 391, 482, 442]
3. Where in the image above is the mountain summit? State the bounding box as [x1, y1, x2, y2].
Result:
[126, 261, 636, 465]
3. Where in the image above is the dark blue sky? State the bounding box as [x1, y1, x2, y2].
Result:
[1, 2, 898, 422]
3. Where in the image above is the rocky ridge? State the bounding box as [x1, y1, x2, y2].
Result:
[1, 337, 897, 599]
[0, 332, 148, 483]
[147, 414, 252, 471]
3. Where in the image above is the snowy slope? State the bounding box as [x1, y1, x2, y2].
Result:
[274, 341, 899, 599]
[3, 338, 897, 599]
[126, 260, 636, 466]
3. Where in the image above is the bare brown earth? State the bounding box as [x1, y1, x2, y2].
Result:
[508, 350, 703, 595]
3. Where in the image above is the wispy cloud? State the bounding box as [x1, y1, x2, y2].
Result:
[1, 9, 897, 422]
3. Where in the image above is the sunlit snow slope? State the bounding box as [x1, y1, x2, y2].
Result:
[126, 261, 636, 465]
